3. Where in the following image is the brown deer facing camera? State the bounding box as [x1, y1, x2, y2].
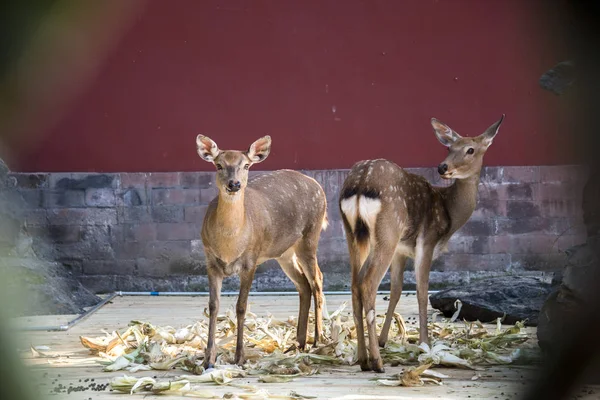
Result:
[196, 135, 328, 369]
[339, 115, 505, 372]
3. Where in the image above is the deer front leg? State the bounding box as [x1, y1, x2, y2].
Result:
[415, 243, 434, 345]
[379, 253, 407, 348]
[203, 265, 223, 369]
[234, 266, 256, 366]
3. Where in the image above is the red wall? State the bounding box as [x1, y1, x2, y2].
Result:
[14, 0, 569, 172]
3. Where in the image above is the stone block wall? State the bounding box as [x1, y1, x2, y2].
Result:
[9, 165, 587, 293]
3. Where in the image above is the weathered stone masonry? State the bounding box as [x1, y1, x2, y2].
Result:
[10, 166, 587, 293]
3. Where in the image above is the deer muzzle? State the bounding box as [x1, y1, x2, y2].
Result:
[226, 180, 241, 193]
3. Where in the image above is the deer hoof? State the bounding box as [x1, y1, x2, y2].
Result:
[371, 358, 385, 373]
[234, 350, 245, 366]
[359, 361, 372, 372]
[378, 337, 387, 348]
[203, 361, 214, 370]
[284, 344, 298, 354]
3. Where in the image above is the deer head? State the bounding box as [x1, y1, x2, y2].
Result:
[196, 135, 272, 200]
[431, 115, 505, 179]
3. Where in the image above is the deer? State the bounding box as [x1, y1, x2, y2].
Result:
[339, 115, 505, 373]
[196, 134, 328, 369]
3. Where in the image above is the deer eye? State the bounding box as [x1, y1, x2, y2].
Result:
[467, 148, 475, 155]
[216, 164, 223, 170]
[244, 164, 250, 170]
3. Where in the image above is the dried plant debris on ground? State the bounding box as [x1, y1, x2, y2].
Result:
[76, 301, 539, 395]
[109, 371, 318, 399]
[374, 363, 448, 387]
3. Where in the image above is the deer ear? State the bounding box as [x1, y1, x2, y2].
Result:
[196, 135, 220, 162]
[431, 118, 461, 147]
[480, 114, 505, 147]
[247, 136, 271, 164]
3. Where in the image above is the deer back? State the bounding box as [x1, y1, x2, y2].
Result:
[340, 159, 452, 254]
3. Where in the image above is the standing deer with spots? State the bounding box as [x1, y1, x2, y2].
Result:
[339, 115, 505, 372]
[196, 135, 328, 369]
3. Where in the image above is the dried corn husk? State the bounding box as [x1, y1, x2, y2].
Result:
[376, 363, 444, 387]
[81, 300, 536, 390]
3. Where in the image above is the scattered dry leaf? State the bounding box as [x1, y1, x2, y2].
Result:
[82, 300, 534, 393]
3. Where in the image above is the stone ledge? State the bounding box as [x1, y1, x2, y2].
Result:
[7, 165, 587, 291]
[78, 270, 552, 294]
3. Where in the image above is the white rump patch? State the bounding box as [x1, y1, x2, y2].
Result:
[358, 196, 382, 231]
[340, 195, 358, 231]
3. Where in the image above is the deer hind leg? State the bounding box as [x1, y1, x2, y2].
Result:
[359, 239, 397, 373]
[379, 253, 407, 348]
[295, 237, 324, 346]
[277, 252, 312, 350]
[346, 235, 370, 371]
[341, 197, 373, 371]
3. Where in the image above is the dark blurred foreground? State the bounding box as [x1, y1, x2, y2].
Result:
[0, 2, 143, 399]
[521, 1, 600, 399]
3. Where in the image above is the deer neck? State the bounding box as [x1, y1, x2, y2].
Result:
[215, 191, 247, 237]
[443, 173, 481, 234]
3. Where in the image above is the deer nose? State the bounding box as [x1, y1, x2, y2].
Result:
[438, 163, 448, 175]
[227, 180, 241, 192]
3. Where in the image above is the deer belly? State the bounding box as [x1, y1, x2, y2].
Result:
[395, 241, 448, 260]
[257, 239, 300, 263]
[395, 242, 416, 258]
[433, 241, 448, 260]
